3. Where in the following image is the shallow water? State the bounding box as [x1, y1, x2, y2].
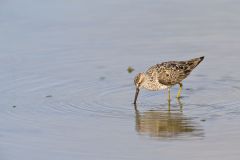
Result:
[1, 0, 240, 159]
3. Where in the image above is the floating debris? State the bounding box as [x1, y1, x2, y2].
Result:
[200, 119, 206, 122]
[12, 105, 16, 108]
[46, 95, 53, 98]
[127, 66, 134, 73]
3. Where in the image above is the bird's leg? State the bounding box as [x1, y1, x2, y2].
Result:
[168, 87, 171, 102]
[168, 98, 171, 111]
[177, 98, 183, 112]
[176, 83, 183, 99]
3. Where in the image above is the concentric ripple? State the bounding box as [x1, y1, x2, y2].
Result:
[44, 73, 240, 123]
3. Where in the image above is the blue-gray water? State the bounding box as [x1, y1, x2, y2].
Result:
[1, 0, 240, 160]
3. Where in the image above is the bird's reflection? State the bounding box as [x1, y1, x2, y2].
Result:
[134, 100, 203, 139]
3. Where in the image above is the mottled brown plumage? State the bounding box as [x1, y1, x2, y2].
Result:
[146, 57, 204, 86]
[133, 56, 204, 104]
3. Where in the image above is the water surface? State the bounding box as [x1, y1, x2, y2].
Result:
[1, 0, 240, 160]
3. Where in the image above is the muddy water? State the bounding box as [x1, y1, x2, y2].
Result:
[1, 0, 240, 160]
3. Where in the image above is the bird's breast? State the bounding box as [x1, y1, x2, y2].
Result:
[143, 81, 168, 91]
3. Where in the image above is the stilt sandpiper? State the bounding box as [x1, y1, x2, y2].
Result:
[133, 56, 204, 104]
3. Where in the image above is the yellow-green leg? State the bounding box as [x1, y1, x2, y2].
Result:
[176, 83, 183, 99]
[168, 87, 171, 101]
[168, 98, 171, 111]
[167, 87, 171, 111]
[177, 98, 183, 112]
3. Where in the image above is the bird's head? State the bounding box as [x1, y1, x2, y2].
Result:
[134, 72, 146, 89]
[133, 73, 147, 104]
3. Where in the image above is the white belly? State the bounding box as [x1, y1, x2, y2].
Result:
[143, 82, 168, 91]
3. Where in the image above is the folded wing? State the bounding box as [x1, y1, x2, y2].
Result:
[146, 57, 204, 86]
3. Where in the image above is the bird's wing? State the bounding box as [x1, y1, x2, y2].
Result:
[146, 61, 194, 86]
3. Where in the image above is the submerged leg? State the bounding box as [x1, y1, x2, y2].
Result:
[168, 98, 171, 111]
[167, 87, 171, 111]
[176, 83, 183, 99]
[177, 98, 183, 112]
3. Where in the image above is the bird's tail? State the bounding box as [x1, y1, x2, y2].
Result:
[187, 56, 204, 69]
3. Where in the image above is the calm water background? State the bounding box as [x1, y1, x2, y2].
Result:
[1, 0, 240, 160]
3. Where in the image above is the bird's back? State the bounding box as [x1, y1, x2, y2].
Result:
[146, 56, 204, 86]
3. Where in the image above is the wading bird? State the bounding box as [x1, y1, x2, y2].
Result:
[133, 56, 204, 104]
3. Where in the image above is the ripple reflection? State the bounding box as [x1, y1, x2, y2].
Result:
[134, 101, 204, 139]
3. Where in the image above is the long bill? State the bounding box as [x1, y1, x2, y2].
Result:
[133, 88, 140, 104]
